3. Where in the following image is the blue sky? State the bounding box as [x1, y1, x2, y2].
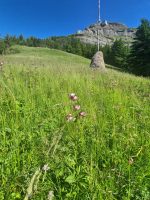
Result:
[0, 0, 150, 38]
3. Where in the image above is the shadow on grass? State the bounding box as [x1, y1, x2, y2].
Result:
[106, 64, 128, 73]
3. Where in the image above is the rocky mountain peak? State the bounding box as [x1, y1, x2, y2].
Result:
[75, 22, 136, 46]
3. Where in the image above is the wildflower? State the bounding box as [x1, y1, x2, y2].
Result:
[74, 105, 81, 111]
[128, 158, 134, 165]
[72, 95, 78, 101]
[69, 93, 78, 101]
[42, 164, 50, 172]
[69, 93, 75, 99]
[48, 191, 54, 200]
[66, 114, 75, 122]
[0, 61, 4, 66]
[79, 112, 86, 117]
[69, 93, 75, 97]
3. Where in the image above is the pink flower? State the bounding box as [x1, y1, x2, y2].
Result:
[66, 114, 75, 122]
[69, 93, 78, 101]
[74, 105, 81, 111]
[72, 96, 78, 101]
[79, 112, 86, 117]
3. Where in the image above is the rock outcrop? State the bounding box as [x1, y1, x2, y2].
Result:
[90, 51, 106, 72]
[75, 22, 136, 46]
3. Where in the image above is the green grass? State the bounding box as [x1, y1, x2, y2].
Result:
[0, 46, 150, 200]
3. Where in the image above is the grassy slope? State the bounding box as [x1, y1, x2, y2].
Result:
[0, 46, 150, 200]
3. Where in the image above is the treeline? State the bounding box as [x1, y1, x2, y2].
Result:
[0, 35, 98, 58]
[0, 34, 112, 61]
[0, 19, 150, 76]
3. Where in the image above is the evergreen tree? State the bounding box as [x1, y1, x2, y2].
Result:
[0, 39, 6, 54]
[26, 36, 41, 47]
[102, 45, 112, 64]
[111, 39, 129, 69]
[18, 34, 25, 45]
[129, 19, 150, 76]
[4, 34, 12, 48]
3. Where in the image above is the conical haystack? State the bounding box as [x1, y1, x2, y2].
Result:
[90, 51, 106, 72]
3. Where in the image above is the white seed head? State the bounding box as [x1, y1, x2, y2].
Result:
[42, 164, 50, 172]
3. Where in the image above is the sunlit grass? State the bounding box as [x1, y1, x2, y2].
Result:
[0, 46, 150, 199]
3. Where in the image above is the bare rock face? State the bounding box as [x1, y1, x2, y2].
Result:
[90, 51, 106, 72]
[75, 22, 137, 46]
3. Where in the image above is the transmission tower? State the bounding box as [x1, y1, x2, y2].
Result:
[97, 0, 101, 51]
[98, 0, 101, 23]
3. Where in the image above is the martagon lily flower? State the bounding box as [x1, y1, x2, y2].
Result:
[69, 93, 78, 101]
[74, 105, 81, 111]
[79, 112, 86, 117]
[66, 114, 75, 122]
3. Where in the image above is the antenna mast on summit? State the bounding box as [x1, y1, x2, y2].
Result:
[98, 0, 101, 23]
[97, 0, 101, 51]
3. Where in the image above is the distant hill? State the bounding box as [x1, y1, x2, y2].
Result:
[74, 22, 137, 46]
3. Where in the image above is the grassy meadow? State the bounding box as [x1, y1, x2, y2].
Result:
[0, 46, 150, 200]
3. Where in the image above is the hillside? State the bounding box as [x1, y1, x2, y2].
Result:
[75, 22, 136, 46]
[0, 46, 150, 200]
